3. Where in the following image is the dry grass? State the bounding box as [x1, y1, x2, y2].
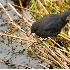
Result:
[0, 0, 70, 69]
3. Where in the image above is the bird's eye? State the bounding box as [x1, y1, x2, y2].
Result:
[34, 27, 37, 31]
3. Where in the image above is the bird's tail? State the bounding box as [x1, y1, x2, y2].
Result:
[59, 8, 70, 20]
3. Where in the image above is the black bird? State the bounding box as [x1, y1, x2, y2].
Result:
[31, 9, 70, 38]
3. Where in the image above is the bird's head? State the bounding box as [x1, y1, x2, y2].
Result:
[31, 22, 38, 33]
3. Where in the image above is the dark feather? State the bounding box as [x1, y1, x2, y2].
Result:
[31, 9, 70, 38]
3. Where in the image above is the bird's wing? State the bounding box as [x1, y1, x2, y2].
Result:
[44, 19, 62, 33]
[37, 14, 59, 31]
[40, 19, 63, 37]
[43, 14, 59, 23]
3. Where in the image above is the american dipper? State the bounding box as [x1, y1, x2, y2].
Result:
[31, 9, 70, 38]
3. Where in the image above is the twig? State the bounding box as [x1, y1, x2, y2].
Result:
[0, 3, 12, 21]
[37, 0, 49, 14]
[0, 3, 28, 39]
[12, 4, 44, 15]
[48, 37, 66, 50]
[0, 33, 27, 41]
[8, 3, 32, 26]
[42, 41, 69, 69]
[58, 34, 70, 41]
[38, 63, 48, 69]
